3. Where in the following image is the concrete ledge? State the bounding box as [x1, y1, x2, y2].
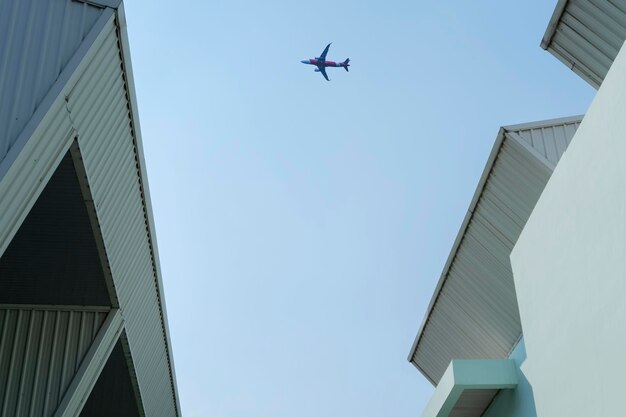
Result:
[421, 359, 517, 417]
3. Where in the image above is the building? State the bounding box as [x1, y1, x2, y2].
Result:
[0, 1, 181, 416]
[409, 1, 626, 416]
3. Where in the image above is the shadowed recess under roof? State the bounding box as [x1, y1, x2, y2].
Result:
[0, 151, 111, 306]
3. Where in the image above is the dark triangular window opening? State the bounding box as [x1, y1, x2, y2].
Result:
[80, 339, 142, 417]
[0, 142, 115, 307]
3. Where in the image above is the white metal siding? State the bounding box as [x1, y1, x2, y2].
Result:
[542, 0, 626, 88]
[0, 308, 107, 417]
[0, 100, 74, 258]
[0, 12, 179, 417]
[67, 20, 177, 417]
[0, 0, 103, 161]
[410, 118, 582, 384]
[413, 141, 542, 383]
[506, 118, 581, 166]
[0, 6, 180, 415]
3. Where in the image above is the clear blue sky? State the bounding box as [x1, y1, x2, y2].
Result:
[123, 1, 594, 416]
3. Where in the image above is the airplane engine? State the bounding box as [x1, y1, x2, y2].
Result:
[314, 68, 320, 72]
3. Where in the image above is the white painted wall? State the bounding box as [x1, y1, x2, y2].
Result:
[511, 40, 626, 417]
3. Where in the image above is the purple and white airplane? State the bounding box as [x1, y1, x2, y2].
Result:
[301, 43, 350, 81]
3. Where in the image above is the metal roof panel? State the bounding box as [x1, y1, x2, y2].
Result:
[408, 117, 582, 384]
[542, 0, 626, 88]
[0, 0, 104, 161]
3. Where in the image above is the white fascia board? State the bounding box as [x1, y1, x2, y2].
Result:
[502, 115, 583, 132]
[541, 0, 570, 50]
[421, 359, 518, 417]
[114, 4, 183, 416]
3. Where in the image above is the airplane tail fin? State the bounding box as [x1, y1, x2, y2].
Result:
[343, 58, 350, 72]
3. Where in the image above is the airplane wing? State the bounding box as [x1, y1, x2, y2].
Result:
[318, 43, 332, 61]
[318, 66, 330, 81]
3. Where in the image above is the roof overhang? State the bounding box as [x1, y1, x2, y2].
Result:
[541, 0, 626, 89]
[114, 4, 183, 414]
[0, 1, 181, 415]
[73, 0, 123, 9]
[421, 359, 517, 417]
[541, 0, 569, 51]
[408, 116, 582, 384]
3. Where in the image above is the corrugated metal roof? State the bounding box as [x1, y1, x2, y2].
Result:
[0, 0, 104, 161]
[0, 307, 107, 417]
[0, 4, 181, 415]
[541, 0, 626, 88]
[67, 17, 179, 417]
[504, 115, 582, 168]
[408, 116, 582, 385]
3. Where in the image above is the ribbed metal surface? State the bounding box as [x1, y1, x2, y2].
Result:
[449, 389, 499, 417]
[506, 117, 581, 166]
[542, 0, 626, 88]
[413, 142, 542, 383]
[0, 98, 73, 258]
[0, 308, 107, 417]
[0, 0, 103, 161]
[0, 6, 179, 415]
[410, 118, 581, 385]
[66, 20, 177, 417]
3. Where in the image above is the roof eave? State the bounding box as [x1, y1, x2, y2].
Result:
[407, 116, 583, 383]
[502, 114, 583, 132]
[541, 0, 570, 50]
[407, 127, 508, 372]
[114, 4, 183, 416]
[421, 360, 518, 417]
[73, 0, 122, 9]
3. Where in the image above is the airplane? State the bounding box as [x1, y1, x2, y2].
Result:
[300, 43, 350, 81]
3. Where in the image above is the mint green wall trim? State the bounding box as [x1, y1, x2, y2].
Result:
[511, 37, 626, 417]
[421, 359, 517, 417]
[482, 338, 537, 417]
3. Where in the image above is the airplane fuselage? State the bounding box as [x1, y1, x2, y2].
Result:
[301, 58, 348, 68]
